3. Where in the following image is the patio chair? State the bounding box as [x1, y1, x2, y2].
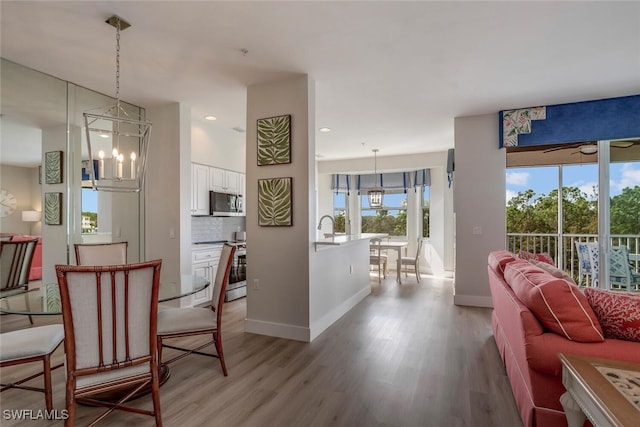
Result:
[609, 246, 640, 291]
[574, 241, 595, 287]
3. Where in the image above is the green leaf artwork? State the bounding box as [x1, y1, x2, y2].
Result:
[45, 284, 62, 313]
[44, 192, 62, 225]
[45, 151, 63, 184]
[257, 114, 291, 166]
[258, 177, 292, 226]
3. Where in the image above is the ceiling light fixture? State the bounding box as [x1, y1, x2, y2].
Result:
[204, 115, 217, 121]
[83, 15, 152, 193]
[580, 145, 598, 155]
[368, 149, 384, 209]
[319, 127, 331, 133]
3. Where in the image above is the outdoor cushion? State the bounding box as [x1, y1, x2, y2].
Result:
[584, 288, 640, 342]
[504, 260, 603, 342]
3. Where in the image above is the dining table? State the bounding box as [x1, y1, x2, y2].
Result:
[0, 275, 209, 316]
[375, 240, 409, 284]
[0, 275, 210, 402]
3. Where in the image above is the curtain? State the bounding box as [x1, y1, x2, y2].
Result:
[331, 169, 430, 194]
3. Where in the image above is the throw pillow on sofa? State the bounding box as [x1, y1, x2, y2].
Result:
[529, 259, 577, 285]
[518, 250, 555, 266]
[583, 288, 640, 342]
[504, 260, 604, 342]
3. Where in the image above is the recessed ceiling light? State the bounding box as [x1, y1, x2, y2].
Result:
[319, 127, 331, 133]
[99, 132, 110, 138]
[204, 115, 217, 121]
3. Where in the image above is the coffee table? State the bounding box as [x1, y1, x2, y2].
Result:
[559, 353, 640, 427]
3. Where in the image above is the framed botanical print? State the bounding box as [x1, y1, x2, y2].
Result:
[257, 114, 291, 166]
[258, 177, 292, 226]
[44, 192, 62, 225]
[45, 151, 63, 184]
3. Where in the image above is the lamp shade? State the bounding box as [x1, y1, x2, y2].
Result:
[22, 210, 42, 222]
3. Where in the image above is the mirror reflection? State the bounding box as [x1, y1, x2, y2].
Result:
[0, 58, 144, 285]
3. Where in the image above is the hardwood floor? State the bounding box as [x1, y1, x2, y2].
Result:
[0, 274, 522, 426]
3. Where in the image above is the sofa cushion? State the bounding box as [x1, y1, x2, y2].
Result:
[518, 250, 555, 266]
[529, 259, 577, 285]
[488, 251, 517, 275]
[583, 288, 640, 342]
[504, 260, 604, 342]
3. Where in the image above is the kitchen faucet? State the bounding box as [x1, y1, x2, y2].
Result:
[317, 215, 335, 235]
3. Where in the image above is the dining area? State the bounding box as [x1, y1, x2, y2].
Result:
[0, 241, 238, 426]
[369, 236, 425, 285]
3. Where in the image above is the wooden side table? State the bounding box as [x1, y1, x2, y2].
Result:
[559, 353, 640, 427]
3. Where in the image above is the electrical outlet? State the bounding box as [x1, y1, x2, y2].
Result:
[253, 279, 260, 290]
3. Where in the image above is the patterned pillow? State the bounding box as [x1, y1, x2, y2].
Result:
[583, 288, 640, 342]
[518, 250, 555, 266]
[504, 260, 604, 342]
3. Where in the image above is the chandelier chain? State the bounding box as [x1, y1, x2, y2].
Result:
[115, 16, 121, 110]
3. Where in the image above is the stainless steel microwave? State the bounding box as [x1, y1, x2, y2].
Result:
[209, 191, 242, 216]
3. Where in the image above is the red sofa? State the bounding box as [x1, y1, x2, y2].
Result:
[11, 235, 42, 281]
[487, 250, 640, 427]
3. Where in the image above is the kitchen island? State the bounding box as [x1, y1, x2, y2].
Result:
[314, 232, 388, 250]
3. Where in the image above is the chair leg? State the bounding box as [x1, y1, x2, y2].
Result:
[43, 355, 53, 411]
[65, 381, 76, 427]
[150, 361, 163, 426]
[415, 264, 420, 283]
[213, 331, 228, 376]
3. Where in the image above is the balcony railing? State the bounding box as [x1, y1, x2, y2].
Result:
[506, 233, 640, 283]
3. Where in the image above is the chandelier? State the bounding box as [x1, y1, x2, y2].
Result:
[368, 149, 384, 208]
[83, 15, 151, 192]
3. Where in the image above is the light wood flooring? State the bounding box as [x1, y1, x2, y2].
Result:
[0, 274, 522, 426]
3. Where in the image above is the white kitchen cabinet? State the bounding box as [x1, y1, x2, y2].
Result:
[191, 163, 210, 215]
[190, 245, 222, 307]
[210, 167, 240, 194]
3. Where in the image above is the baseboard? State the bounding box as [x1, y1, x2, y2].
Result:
[309, 285, 371, 341]
[453, 294, 493, 308]
[244, 318, 311, 342]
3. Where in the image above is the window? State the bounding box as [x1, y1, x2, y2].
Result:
[422, 186, 430, 238]
[81, 188, 98, 234]
[333, 192, 347, 233]
[361, 192, 407, 236]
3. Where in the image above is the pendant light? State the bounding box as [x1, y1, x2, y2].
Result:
[368, 149, 384, 208]
[83, 15, 151, 192]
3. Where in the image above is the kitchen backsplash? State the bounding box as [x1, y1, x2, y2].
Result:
[192, 216, 246, 243]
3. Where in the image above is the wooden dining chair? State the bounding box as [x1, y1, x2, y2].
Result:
[0, 324, 65, 411]
[400, 238, 424, 283]
[369, 238, 388, 283]
[157, 244, 236, 376]
[55, 260, 163, 426]
[1, 239, 39, 324]
[74, 242, 128, 266]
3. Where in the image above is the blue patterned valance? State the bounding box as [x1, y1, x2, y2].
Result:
[331, 169, 431, 194]
[499, 94, 640, 148]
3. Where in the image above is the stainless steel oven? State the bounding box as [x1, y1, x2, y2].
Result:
[225, 243, 246, 302]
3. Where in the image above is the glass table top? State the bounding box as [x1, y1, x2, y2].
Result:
[0, 275, 209, 315]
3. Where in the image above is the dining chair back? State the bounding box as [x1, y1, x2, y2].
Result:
[400, 238, 424, 283]
[1, 239, 38, 293]
[157, 243, 236, 376]
[369, 238, 388, 283]
[74, 242, 128, 266]
[0, 324, 64, 411]
[55, 260, 163, 426]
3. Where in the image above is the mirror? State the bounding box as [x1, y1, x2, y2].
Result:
[0, 59, 144, 284]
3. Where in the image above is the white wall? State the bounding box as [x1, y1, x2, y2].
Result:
[453, 114, 506, 307]
[192, 120, 246, 173]
[0, 165, 40, 235]
[146, 103, 192, 290]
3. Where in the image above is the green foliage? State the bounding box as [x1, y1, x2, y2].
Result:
[507, 185, 640, 235]
[334, 210, 346, 233]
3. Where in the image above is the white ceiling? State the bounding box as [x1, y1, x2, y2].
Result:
[1, 1, 639, 164]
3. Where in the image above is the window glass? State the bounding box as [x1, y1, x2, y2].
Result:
[361, 192, 406, 236]
[333, 193, 347, 233]
[422, 186, 430, 238]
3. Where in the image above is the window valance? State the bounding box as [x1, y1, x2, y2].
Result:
[331, 169, 430, 194]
